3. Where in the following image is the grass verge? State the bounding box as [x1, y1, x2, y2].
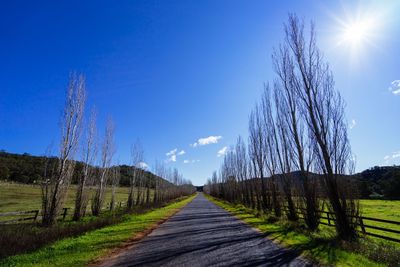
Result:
[0, 194, 196, 267]
[206, 195, 391, 267]
[0, 216, 122, 259]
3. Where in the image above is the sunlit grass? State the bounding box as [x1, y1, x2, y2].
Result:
[206, 195, 387, 267]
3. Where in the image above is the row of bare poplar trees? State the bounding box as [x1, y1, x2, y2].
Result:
[205, 15, 359, 240]
[41, 73, 194, 226]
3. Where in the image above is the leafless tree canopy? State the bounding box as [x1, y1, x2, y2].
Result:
[73, 108, 97, 221]
[42, 73, 86, 226]
[92, 117, 115, 216]
[205, 14, 360, 240]
[39, 72, 195, 226]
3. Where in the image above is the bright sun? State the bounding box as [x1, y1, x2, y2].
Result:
[342, 21, 369, 45]
[337, 16, 378, 51]
[332, 5, 388, 64]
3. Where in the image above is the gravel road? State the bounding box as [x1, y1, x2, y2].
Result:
[100, 193, 311, 267]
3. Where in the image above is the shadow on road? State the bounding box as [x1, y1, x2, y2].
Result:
[102, 193, 311, 267]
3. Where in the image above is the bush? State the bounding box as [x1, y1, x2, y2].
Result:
[342, 239, 400, 267]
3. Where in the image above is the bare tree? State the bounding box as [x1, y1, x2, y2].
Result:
[92, 117, 115, 216]
[261, 85, 282, 217]
[273, 37, 321, 229]
[127, 141, 144, 209]
[41, 73, 85, 226]
[73, 108, 97, 221]
[248, 104, 271, 212]
[110, 165, 120, 211]
[210, 171, 219, 197]
[206, 15, 358, 240]
[273, 85, 298, 221]
[153, 160, 165, 205]
[233, 136, 251, 207]
[283, 14, 359, 239]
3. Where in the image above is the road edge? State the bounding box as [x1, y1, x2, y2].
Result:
[204, 194, 314, 266]
[87, 194, 198, 267]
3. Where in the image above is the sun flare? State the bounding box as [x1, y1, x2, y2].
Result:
[343, 21, 369, 45]
[339, 18, 375, 48]
[333, 11, 383, 64]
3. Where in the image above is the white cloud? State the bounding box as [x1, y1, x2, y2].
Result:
[166, 148, 177, 157]
[350, 119, 356, 129]
[137, 162, 149, 170]
[383, 150, 400, 164]
[191, 135, 222, 147]
[199, 136, 222, 145]
[169, 155, 177, 162]
[389, 80, 400, 95]
[183, 159, 200, 164]
[165, 148, 185, 162]
[217, 146, 228, 157]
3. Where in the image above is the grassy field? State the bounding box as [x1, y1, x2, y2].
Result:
[314, 199, 400, 244]
[359, 200, 400, 238]
[207, 195, 400, 267]
[0, 194, 196, 267]
[361, 199, 400, 221]
[0, 182, 148, 213]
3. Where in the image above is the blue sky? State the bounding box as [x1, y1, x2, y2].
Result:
[1, 0, 399, 185]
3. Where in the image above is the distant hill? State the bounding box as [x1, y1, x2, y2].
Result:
[354, 166, 400, 199]
[0, 151, 169, 188]
[280, 168, 400, 199]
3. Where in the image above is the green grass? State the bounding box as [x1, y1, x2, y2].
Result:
[0, 181, 149, 213]
[310, 199, 400, 244]
[359, 200, 400, 242]
[206, 195, 387, 267]
[0, 194, 196, 267]
[361, 199, 400, 221]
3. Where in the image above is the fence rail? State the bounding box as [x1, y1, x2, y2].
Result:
[0, 210, 39, 224]
[0, 202, 127, 225]
[0, 208, 70, 225]
[282, 206, 400, 243]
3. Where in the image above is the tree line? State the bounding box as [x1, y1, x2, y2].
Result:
[2, 152, 399, 199]
[205, 15, 360, 240]
[20, 73, 195, 226]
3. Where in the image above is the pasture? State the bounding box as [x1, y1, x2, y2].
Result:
[0, 182, 146, 214]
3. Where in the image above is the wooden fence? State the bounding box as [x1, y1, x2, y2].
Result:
[0, 208, 69, 225]
[283, 206, 400, 243]
[0, 202, 126, 225]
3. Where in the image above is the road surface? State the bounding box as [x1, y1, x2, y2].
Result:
[100, 193, 311, 267]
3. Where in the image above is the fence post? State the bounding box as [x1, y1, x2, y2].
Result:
[62, 208, 68, 221]
[359, 217, 366, 234]
[33, 210, 39, 222]
[327, 212, 331, 225]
